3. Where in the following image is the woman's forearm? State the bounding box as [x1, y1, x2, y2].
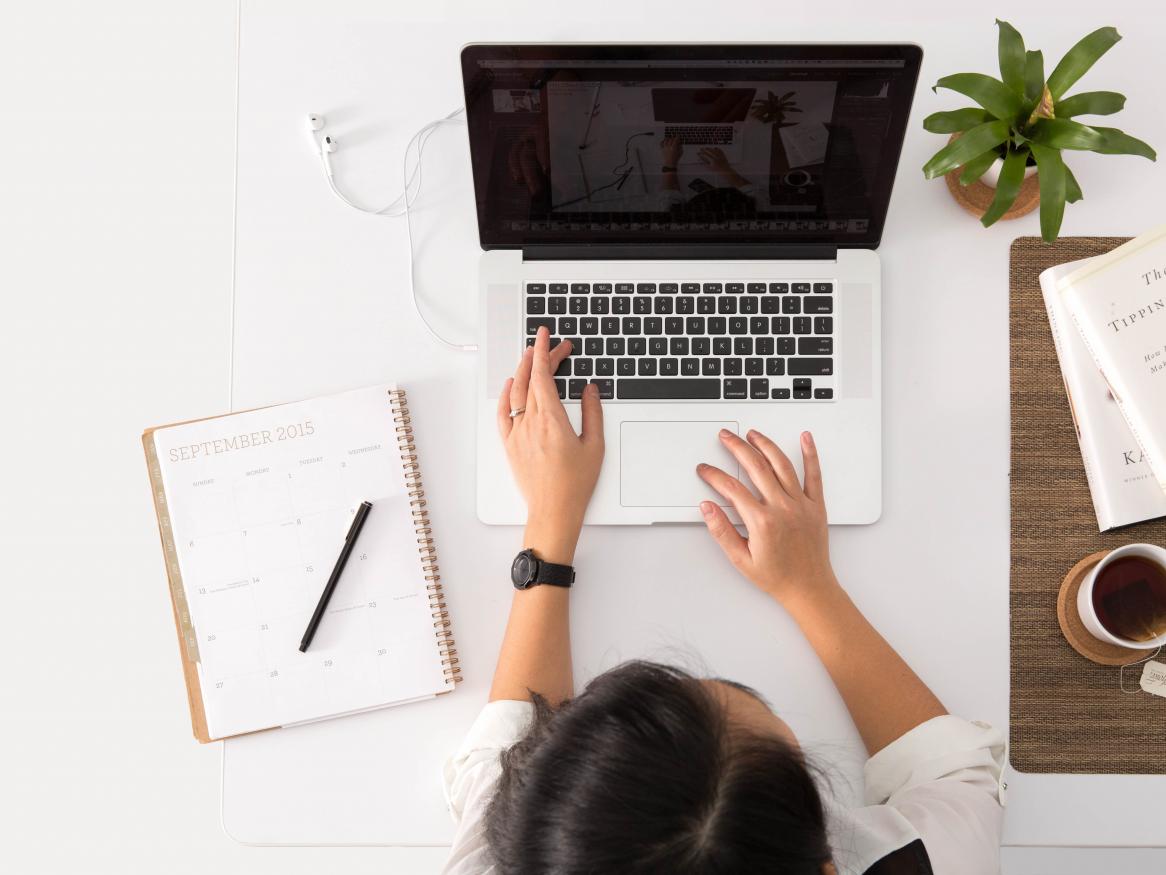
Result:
[487, 517, 579, 704]
[783, 578, 947, 755]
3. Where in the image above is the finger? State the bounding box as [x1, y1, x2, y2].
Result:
[696, 462, 762, 518]
[510, 345, 535, 415]
[496, 378, 515, 439]
[529, 327, 559, 408]
[744, 428, 802, 498]
[548, 337, 572, 373]
[800, 430, 825, 504]
[699, 500, 751, 569]
[580, 381, 604, 446]
[718, 429, 782, 502]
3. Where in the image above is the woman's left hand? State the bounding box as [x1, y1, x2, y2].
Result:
[497, 327, 605, 562]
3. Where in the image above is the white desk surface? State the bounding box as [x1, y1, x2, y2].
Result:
[221, 0, 1166, 863]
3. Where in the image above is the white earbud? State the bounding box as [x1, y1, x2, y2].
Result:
[305, 114, 336, 175]
[320, 134, 337, 176]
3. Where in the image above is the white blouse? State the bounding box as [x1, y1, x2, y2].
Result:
[440, 701, 1005, 875]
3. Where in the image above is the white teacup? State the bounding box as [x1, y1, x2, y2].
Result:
[1077, 543, 1166, 649]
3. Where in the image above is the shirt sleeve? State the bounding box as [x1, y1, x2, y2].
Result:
[440, 700, 535, 875]
[862, 716, 1006, 875]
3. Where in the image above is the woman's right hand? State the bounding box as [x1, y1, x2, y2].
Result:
[696, 428, 837, 607]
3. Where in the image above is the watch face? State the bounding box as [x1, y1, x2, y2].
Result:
[511, 551, 535, 588]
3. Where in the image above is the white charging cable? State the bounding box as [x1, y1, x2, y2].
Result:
[306, 108, 477, 352]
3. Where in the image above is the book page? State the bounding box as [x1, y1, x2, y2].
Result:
[152, 386, 448, 739]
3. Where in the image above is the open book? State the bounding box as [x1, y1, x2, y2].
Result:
[1040, 260, 1166, 530]
[143, 385, 460, 742]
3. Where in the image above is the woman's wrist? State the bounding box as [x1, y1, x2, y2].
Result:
[773, 572, 846, 624]
[523, 510, 583, 565]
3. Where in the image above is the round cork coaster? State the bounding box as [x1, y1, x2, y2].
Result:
[1057, 551, 1156, 665]
[942, 134, 1040, 220]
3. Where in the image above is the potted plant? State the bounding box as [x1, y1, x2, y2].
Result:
[921, 20, 1155, 241]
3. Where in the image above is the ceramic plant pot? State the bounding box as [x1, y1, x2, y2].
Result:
[942, 132, 1040, 220]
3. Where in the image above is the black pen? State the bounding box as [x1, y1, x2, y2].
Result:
[299, 501, 373, 652]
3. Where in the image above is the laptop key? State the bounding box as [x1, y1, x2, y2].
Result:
[563, 337, 582, 354]
[713, 337, 732, 356]
[799, 337, 833, 355]
[782, 297, 801, 314]
[594, 283, 613, 294]
[814, 316, 834, 334]
[649, 338, 668, 356]
[555, 378, 566, 398]
[615, 283, 634, 294]
[606, 337, 626, 355]
[527, 316, 555, 334]
[729, 317, 748, 335]
[527, 297, 546, 314]
[708, 317, 727, 334]
[591, 378, 615, 399]
[756, 337, 774, 355]
[773, 316, 790, 334]
[793, 379, 812, 390]
[793, 282, 811, 294]
[718, 297, 737, 314]
[622, 317, 642, 334]
[740, 296, 758, 314]
[633, 297, 652, 314]
[654, 297, 674, 314]
[793, 317, 811, 335]
[568, 379, 587, 399]
[590, 297, 610, 314]
[723, 379, 748, 399]
[745, 358, 764, 376]
[776, 338, 795, 355]
[628, 337, 647, 355]
[660, 283, 678, 294]
[601, 317, 619, 334]
[702, 358, 722, 376]
[692, 337, 711, 355]
[571, 283, 591, 294]
[697, 297, 716, 314]
[670, 337, 689, 356]
[549, 297, 567, 314]
[794, 387, 812, 399]
[761, 297, 781, 314]
[581, 317, 598, 335]
[703, 282, 723, 294]
[570, 296, 588, 314]
[660, 358, 679, 376]
[665, 317, 684, 335]
[555, 357, 571, 377]
[724, 358, 743, 376]
[617, 359, 635, 376]
[750, 317, 768, 335]
[596, 358, 614, 376]
[804, 297, 833, 314]
[747, 283, 766, 294]
[685, 317, 706, 334]
[574, 358, 594, 376]
[769, 282, 789, 293]
[613, 297, 631, 314]
[638, 358, 658, 376]
[549, 283, 568, 294]
[617, 378, 721, 400]
[681, 283, 701, 294]
[814, 388, 834, 399]
[585, 337, 603, 355]
[681, 357, 700, 376]
[790, 358, 833, 375]
[772, 387, 791, 399]
[813, 282, 833, 293]
[559, 317, 578, 334]
[644, 317, 663, 335]
[734, 337, 753, 355]
[636, 282, 657, 294]
[726, 282, 745, 294]
[677, 296, 695, 314]
[527, 283, 546, 294]
[750, 378, 769, 399]
[766, 358, 785, 376]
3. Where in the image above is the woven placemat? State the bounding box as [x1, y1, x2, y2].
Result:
[1010, 236, 1166, 774]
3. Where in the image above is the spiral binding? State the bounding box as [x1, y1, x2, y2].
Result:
[388, 388, 462, 685]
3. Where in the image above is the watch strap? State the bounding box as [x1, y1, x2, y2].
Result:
[534, 557, 575, 588]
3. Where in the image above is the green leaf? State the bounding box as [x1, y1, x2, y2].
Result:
[1089, 126, 1157, 160]
[923, 108, 994, 133]
[1064, 165, 1084, 203]
[981, 147, 1027, 227]
[1055, 91, 1126, 118]
[1028, 118, 1105, 150]
[1030, 143, 1067, 242]
[922, 120, 1011, 179]
[996, 20, 1027, 95]
[959, 148, 1001, 185]
[933, 74, 1023, 121]
[1047, 27, 1122, 100]
[1023, 51, 1045, 104]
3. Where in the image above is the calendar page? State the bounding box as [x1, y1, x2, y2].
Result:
[152, 385, 449, 740]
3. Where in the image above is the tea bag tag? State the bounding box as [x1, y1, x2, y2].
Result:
[1138, 660, 1166, 698]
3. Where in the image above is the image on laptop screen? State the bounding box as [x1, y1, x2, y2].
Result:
[461, 45, 922, 249]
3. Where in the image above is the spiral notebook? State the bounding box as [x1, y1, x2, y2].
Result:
[143, 385, 460, 743]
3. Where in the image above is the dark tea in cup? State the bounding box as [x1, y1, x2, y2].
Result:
[1091, 553, 1166, 643]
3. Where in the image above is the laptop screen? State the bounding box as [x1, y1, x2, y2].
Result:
[460, 44, 922, 252]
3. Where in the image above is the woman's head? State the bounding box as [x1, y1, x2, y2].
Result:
[486, 661, 832, 875]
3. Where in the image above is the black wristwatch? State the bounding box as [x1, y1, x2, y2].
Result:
[510, 548, 575, 590]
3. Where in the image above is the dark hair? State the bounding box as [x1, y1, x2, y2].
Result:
[485, 661, 831, 874]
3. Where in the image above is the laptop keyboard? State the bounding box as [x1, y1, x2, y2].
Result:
[663, 125, 734, 145]
[524, 281, 835, 402]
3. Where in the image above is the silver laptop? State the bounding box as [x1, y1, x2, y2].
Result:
[463, 43, 922, 525]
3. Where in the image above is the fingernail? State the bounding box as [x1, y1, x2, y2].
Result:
[802, 431, 814, 448]
[586, 383, 598, 396]
[700, 501, 715, 519]
[719, 428, 731, 439]
[696, 462, 708, 472]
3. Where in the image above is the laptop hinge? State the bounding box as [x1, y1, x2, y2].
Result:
[520, 244, 838, 262]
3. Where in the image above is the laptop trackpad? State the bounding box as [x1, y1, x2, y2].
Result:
[620, 421, 740, 507]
